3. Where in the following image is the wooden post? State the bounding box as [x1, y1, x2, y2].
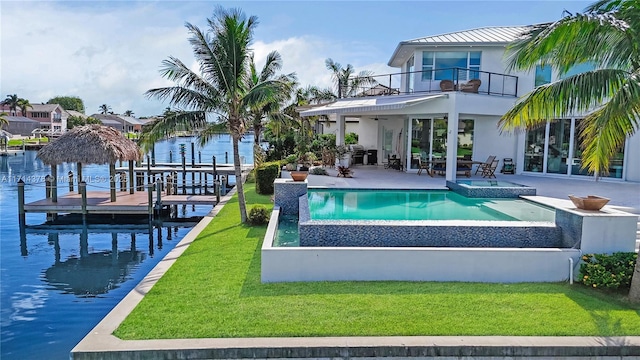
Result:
[166, 174, 172, 195]
[50, 165, 58, 203]
[204, 172, 208, 194]
[77, 162, 83, 184]
[181, 154, 186, 195]
[45, 175, 52, 199]
[191, 143, 195, 194]
[22, 139, 25, 153]
[80, 181, 87, 224]
[109, 163, 116, 202]
[128, 160, 134, 194]
[18, 179, 25, 228]
[147, 183, 154, 222]
[225, 151, 228, 163]
[146, 155, 151, 185]
[215, 178, 220, 203]
[151, 144, 156, 166]
[119, 172, 127, 191]
[156, 178, 162, 212]
[68, 171, 74, 192]
[169, 150, 173, 163]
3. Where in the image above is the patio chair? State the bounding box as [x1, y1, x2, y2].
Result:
[417, 157, 431, 176]
[459, 79, 481, 93]
[482, 159, 499, 178]
[474, 155, 496, 175]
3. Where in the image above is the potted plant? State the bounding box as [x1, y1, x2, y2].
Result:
[284, 154, 298, 171]
[335, 145, 351, 168]
[297, 151, 316, 171]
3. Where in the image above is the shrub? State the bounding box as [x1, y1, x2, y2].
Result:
[579, 252, 637, 290]
[245, 169, 256, 183]
[285, 154, 298, 165]
[309, 167, 328, 175]
[247, 205, 269, 225]
[345, 132, 358, 145]
[255, 161, 280, 195]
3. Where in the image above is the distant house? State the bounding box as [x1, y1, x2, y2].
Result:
[1, 103, 67, 136]
[91, 114, 151, 133]
[2, 116, 41, 136]
[64, 109, 89, 119]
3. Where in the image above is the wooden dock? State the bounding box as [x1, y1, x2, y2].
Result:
[23, 191, 217, 215]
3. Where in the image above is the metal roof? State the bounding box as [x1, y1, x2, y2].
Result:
[388, 25, 532, 67]
[405, 26, 531, 45]
[299, 94, 446, 117]
[5, 116, 40, 123]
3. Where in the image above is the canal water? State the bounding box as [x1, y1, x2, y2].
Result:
[0, 134, 253, 360]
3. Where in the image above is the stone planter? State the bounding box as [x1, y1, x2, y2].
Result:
[289, 171, 308, 182]
[568, 195, 610, 211]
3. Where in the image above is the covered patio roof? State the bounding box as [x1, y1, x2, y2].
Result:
[300, 94, 447, 117]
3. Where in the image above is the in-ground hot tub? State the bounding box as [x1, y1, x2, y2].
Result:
[446, 180, 536, 198]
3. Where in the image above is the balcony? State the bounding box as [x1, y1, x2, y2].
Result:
[346, 67, 519, 98]
[52, 116, 62, 123]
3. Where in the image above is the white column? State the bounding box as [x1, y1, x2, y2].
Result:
[445, 96, 459, 181]
[336, 114, 345, 145]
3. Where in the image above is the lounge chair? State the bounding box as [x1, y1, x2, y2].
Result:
[482, 159, 499, 178]
[475, 155, 496, 175]
[439, 80, 455, 92]
[459, 79, 481, 93]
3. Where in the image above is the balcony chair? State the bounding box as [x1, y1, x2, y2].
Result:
[459, 79, 481, 93]
[439, 80, 455, 92]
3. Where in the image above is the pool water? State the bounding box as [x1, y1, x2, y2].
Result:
[274, 215, 299, 247]
[307, 189, 554, 221]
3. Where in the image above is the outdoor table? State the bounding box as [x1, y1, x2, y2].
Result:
[425, 159, 484, 177]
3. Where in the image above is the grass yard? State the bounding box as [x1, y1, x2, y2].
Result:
[7, 137, 49, 146]
[115, 182, 640, 339]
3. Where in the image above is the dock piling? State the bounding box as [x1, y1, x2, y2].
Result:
[151, 144, 156, 166]
[215, 178, 220, 203]
[147, 183, 154, 222]
[181, 154, 186, 195]
[109, 163, 116, 202]
[156, 178, 163, 212]
[68, 171, 74, 192]
[169, 150, 173, 163]
[18, 179, 25, 228]
[225, 152, 228, 163]
[50, 165, 58, 203]
[80, 181, 87, 224]
[128, 161, 134, 194]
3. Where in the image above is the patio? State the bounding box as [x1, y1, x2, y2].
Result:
[294, 165, 640, 215]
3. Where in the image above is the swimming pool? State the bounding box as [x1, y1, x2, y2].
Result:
[307, 189, 553, 222]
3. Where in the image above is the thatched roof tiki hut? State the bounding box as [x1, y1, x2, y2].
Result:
[37, 125, 142, 202]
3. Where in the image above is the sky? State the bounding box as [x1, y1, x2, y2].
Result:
[0, 0, 594, 118]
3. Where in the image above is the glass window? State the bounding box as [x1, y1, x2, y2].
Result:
[406, 56, 415, 93]
[560, 62, 596, 79]
[410, 119, 431, 169]
[422, 51, 482, 81]
[535, 65, 552, 86]
[524, 126, 545, 172]
[546, 119, 571, 174]
[457, 119, 474, 159]
[421, 52, 433, 81]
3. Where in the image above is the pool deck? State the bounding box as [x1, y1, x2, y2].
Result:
[71, 167, 640, 359]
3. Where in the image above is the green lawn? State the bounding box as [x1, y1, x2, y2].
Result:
[115, 183, 640, 339]
[7, 137, 49, 146]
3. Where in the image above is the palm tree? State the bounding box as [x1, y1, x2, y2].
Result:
[123, 110, 135, 117]
[325, 58, 377, 99]
[17, 98, 32, 116]
[497, 0, 640, 301]
[2, 94, 19, 115]
[142, 7, 291, 223]
[0, 112, 8, 130]
[246, 51, 296, 166]
[99, 104, 112, 114]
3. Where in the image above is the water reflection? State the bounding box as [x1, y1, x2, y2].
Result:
[18, 223, 193, 298]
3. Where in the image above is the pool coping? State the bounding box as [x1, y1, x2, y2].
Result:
[71, 187, 640, 359]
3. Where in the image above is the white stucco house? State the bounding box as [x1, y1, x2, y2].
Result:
[300, 26, 639, 182]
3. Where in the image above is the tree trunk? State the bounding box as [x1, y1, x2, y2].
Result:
[232, 133, 248, 223]
[629, 256, 640, 302]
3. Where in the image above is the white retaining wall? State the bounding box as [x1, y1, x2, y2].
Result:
[262, 206, 582, 283]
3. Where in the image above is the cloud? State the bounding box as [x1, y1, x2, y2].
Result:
[1, 2, 392, 118]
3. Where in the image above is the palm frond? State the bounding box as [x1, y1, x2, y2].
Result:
[499, 69, 630, 132]
[138, 110, 207, 151]
[506, 10, 633, 73]
[580, 70, 640, 174]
